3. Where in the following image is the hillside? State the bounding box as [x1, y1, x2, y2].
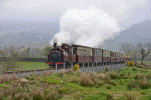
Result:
[0, 20, 151, 51]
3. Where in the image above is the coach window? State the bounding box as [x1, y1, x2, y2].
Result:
[83, 49, 86, 55]
[73, 48, 77, 55]
[78, 49, 81, 55]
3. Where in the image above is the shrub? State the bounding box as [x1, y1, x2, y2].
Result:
[59, 69, 68, 77]
[134, 74, 144, 80]
[14, 93, 22, 100]
[98, 73, 106, 80]
[33, 90, 44, 100]
[51, 90, 60, 100]
[7, 95, 13, 100]
[130, 61, 135, 67]
[108, 80, 117, 86]
[79, 73, 94, 87]
[146, 74, 151, 79]
[123, 75, 129, 79]
[109, 73, 119, 79]
[68, 68, 74, 75]
[127, 62, 130, 67]
[71, 77, 79, 83]
[0, 93, 4, 100]
[23, 93, 29, 100]
[138, 78, 150, 89]
[105, 67, 109, 72]
[94, 79, 103, 86]
[89, 71, 98, 80]
[106, 85, 111, 89]
[141, 62, 144, 65]
[104, 75, 111, 83]
[124, 94, 136, 100]
[135, 60, 138, 65]
[45, 93, 52, 100]
[107, 94, 113, 100]
[73, 64, 79, 71]
[132, 67, 137, 71]
[127, 80, 137, 90]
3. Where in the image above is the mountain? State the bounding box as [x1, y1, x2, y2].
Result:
[100, 20, 151, 51]
[0, 22, 60, 49]
[0, 20, 151, 51]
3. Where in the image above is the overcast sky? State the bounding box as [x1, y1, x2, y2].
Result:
[0, 0, 150, 26]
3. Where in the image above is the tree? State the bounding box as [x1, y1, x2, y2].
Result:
[43, 46, 53, 57]
[20, 47, 30, 57]
[3, 46, 21, 71]
[136, 42, 151, 64]
[120, 43, 135, 55]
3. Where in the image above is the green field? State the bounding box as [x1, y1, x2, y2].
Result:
[18, 62, 49, 70]
[1, 64, 151, 100]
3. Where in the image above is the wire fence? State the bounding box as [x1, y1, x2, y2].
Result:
[0, 62, 127, 79]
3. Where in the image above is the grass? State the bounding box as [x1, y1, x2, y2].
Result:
[18, 62, 49, 71]
[0, 61, 49, 71]
[1, 62, 151, 99]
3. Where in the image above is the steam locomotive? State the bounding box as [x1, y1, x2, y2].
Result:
[46, 42, 131, 68]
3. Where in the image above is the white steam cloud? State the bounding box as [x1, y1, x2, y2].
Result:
[50, 6, 120, 47]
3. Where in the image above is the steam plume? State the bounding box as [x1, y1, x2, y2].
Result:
[50, 6, 120, 47]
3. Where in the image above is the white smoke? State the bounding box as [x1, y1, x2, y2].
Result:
[50, 6, 120, 47]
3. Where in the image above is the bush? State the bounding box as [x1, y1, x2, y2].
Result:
[141, 62, 144, 65]
[98, 73, 106, 80]
[127, 80, 137, 90]
[130, 61, 135, 67]
[134, 74, 144, 80]
[45, 93, 52, 100]
[23, 93, 29, 100]
[132, 67, 137, 71]
[73, 64, 79, 71]
[108, 80, 117, 86]
[107, 94, 113, 100]
[59, 69, 68, 77]
[109, 73, 119, 79]
[94, 79, 103, 86]
[105, 67, 109, 72]
[33, 90, 44, 100]
[79, 73, 94, 87]
[50, 90, 60, 100]
[0, 93, 4, 100]
[14, 93, 22, 100]
[7, 95, 13, 100]
[124, 94, 136, 100]
[138, 78, 150, 89]
[135, 60, 138, 65]
[89, 72, 98, 80]
[106, 85, 111, 89]
[127, 62, 130, 67]
[145, 74, 151, 79]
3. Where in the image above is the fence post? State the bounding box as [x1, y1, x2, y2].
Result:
[1, 65, 2, 77]
[96, 62, 97, 72]
[83, 62, 84, 68]
[88, 63, 90, 71]
[63, 63, 65, 69]
[71, 62, 73, 68]
[92, 63, 93, 71]
[35, 64, 36, 76]
[18, 66, 20, 78]
[55, 64, 57, 71]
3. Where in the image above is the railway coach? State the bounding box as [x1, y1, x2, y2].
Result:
[46, 42, 131, 67]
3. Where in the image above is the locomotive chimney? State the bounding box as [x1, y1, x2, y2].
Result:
[53, 42, 57, 51]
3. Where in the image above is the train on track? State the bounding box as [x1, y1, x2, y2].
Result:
[46, 42, 131, 68]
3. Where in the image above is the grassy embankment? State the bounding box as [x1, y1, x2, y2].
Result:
[0, 62, 151, 99]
